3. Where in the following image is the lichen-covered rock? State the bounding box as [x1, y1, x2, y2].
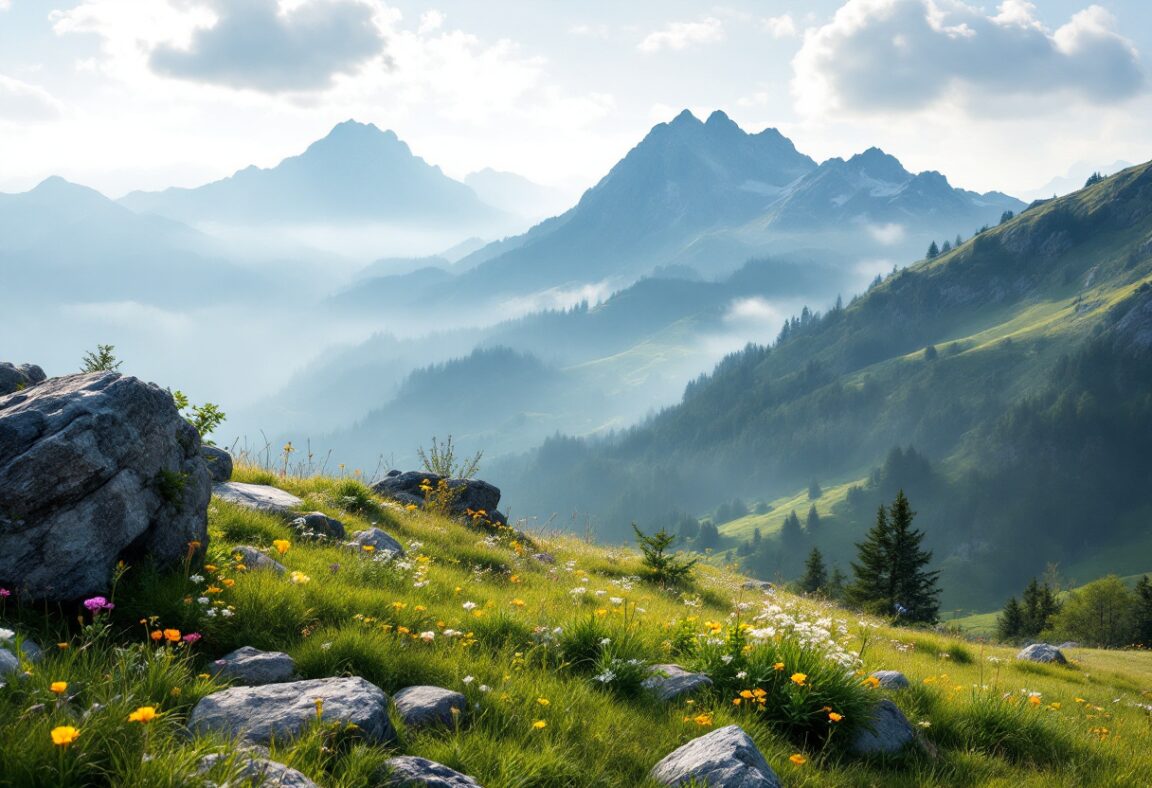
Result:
[189, 676, 394, 746]
[1016, 643, 1068, 664]
[0, 363, 45, 396]
[870, 670, 910, 689]
[849, 699, 917, 756]
[650, 725, 780, 787]
[348, 527, 405, 557]
[379, 756, 482, 787]
[0, 372, 211, 600]
[199, 753, 318, 787]
[372, 471, 501, 517]
[212, 646, 296, 686]
[0, 648, 19, 680]
[200, 445, 233, 483]
[392, 685, 466, 730]
[290, 512, 346, 540]
[213, 482, 303, 517]
[229, 546, 286, 574]
[643, 664, 713, 702]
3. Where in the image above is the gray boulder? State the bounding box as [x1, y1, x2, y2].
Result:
[199, 753, 318, 787]
[348, 527, 405, 557]
[229, 545, 286, 574]
[849, 699, 917, 756]
[290, 512, 346, 541]
[0, 372, 211, 600]
[189, 676, 394, 746]
[643, 664, 713, 702]
[213, 482, 303, 517]
[741, 579, 774, 592]
[392, 685, 466, 730]
[380, 756, 482, 787]
[212, 646, 296, 686]
[372, 471, 501, 517]
[0, 363, 46, 396]
[530, 552, 555, 564]
[1017, 643, 1068, 664]
[0, 648, 19, 680]
[870, 670, 910, 689]
[650, 725, 780, 787]
[200, 445, 233, 483]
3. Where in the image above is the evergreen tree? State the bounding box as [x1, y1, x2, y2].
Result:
[1135, 575, 1152, 647]
[1085, 171, 1104, 187]
[940, 240, 952, 253]
[997, 596, 1024, 640]
[800, 547, 828, 595]
[828, 567, 847, 601]
[955, 234, 963, 247]
[1021, 578, 1061, 637]
[696, 521, 720, 549]
[781, 510, 803, 548]
[847, 505, 893, 615]
[677, 516, 700, 542]
[81, 344, 122, 373]
[926, 241, 940, 259]
[808, 480, 823, 500]
[848, 491, 940, 623]
[806, 505, 820, 533]
[754, 501, 770, 515]
[999, 209, 1015, 225]
[752, 527, 762, 547]
[632, 524, 696, 587]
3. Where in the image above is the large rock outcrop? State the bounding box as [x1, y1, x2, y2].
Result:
[650, 725, 780, 787]
[0, 363, 45, 396]
[372, 471, 503, 520]
[0, 372, 211, 600]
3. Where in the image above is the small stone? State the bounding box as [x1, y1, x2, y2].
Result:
[200, 446, 233, 483]
[212, 646, 296, 686]
[530, 552, 555, 564]
[379, 756, 482, 787]
[230, 546, 286, 574]
[348, 527, 406, 557]
[199, 753, 318, 787]
[643, 664, 713, 702]
[870, 670, 910, 689]
[650, 725, 780, 787]
[189, 676, 394, 746]
[849, 699, 917, 756]
[392, 685, 467, 730]
[741, 580, 774, 592]
[213, 482, 303, 517]
[0, 649, 19, 679]
[1016, 643, 1068, 664]
[290, 512, 346, 541]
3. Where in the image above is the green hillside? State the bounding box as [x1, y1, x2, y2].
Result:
[499, 161, 1152, 611]
[2, 469, 1151, 786]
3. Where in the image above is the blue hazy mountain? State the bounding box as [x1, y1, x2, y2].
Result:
[120, 120, 498, 226]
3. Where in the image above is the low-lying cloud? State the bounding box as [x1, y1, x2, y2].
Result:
[150, 0, 387, 92]
[793, 0, 1146, 116]
[0, 75, 62, 122]
[638, 17, 724, 54]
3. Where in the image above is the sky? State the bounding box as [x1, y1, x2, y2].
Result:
[0, 0, 1148, 200]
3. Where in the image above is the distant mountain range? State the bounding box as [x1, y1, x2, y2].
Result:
[120, 120, 499, 227]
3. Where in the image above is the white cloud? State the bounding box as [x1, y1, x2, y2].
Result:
[793, 0, 1146, 117]
[638, 17, 724, 54]
[764, 14, 798, 39]
[866, 222, 906, 245]
[418, 9, 445, 35]
[0, 1, 10, 11]
[0, 74, 63, 122]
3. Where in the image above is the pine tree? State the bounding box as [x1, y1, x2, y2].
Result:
[997, 596, 1024, 640]
[847, 505, 893, 615]
[1135, 576, 1152, 647]
[800, 547, 828, 595]
[828, 567, 847, 601]
[781, 510, 803, 548]
[752, 527, 762, 547]
[926, 241, 940, 259]
[806, 505, 820, 533]
[696, 521, 720, 549]
[1021, 578, 1061, 637]
[632, 524, 696, 587]
[848, 491, 940, 623]
[81, 344, 122, 373]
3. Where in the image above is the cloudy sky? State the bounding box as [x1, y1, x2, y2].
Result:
[0, 0, 1148, 199]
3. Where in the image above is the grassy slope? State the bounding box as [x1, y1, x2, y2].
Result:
[2, 469, 1151, 786]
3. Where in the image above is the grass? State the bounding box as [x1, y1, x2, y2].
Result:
[1, 466, 1150, 786]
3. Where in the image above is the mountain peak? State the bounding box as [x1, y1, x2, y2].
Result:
[845, 147, 910, 182]
[669, 109, 703, 127]
[705, 110, 738, 130]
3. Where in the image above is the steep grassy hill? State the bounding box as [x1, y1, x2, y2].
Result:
[1, 469, 1151, 786]
[496, 161, 1152, 610]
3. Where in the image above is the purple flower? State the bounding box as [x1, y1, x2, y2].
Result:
[83, 596, 114, 612]
[0, 588, 10, 598]
[182, 632, 202, 644]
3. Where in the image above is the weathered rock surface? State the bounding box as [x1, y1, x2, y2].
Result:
[229, 545, 287, 574]
[650, 725, 780, 787]
[741, 579, 774, 592]
[0, 372, 211, 600]
[849, 699, 917, 756]
[348, 527, 405, 557]
[213, 482, 303, 517]
[530, 552, 555, 564]
[199, 753, 318, 787]
[0, 648, 19, 680]
[372, 471, 501, 517]
[1017, 643, 1068, 664]
[189, 676, 394, 746]
[870, 670, 910, 689]
[291, 512, 346, 540]
[644, 664, 713, 702]
[200, 445, 233, 483]
[392, 685, 466, 730]
[380, 756, 482, 787]
[0, 363, 45, 396]
[212, 646, 296, 686]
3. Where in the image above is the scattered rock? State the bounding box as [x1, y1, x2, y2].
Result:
[348, 527, 405, 557]
[379, 756, 482, 787]
[0, 362, 46, 397]
[869, 670, 910, 689]
[0, 649, 19, 680]
[643, 664, 714, 702]
[212, 646, 296, 686]
[530, 552, 555, 564]
[1057, 641, 1080, 650]
[849, 699, 917, 756]
[372, 471, 501, 517]
[741, 580, 774, 592]
[0, 372, 211, 600]
[1016, 643, 1068, 664]
[229, 545, 286, 574]
[189, 676, 395, 746]
[200, 445, 233, 483]
[199, 753, 318, 787]
[290, 512, 346, 541]
[392, 685, 466, 730]
[213, 482, 303, 517]
[650, 724, 780, 787]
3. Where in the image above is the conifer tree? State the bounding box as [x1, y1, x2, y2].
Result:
[828, 567, 846, 601]
[806, 504, 820, 533]
[926, 241, 940, 259]
[848, 491, 940, 623]
[1135, 575, 1152, 647]
[997, 596, 1024, 640]
[781, 510, 803, 548]
[847, 505, 893, 615]
[632, 524, 696, 587]
[1021, 578, 1061, 637]
[800, 547, 828, 595]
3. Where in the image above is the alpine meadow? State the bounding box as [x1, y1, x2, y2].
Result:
[2, 2, 1152, 787]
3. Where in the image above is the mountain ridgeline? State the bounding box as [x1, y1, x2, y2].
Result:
[495, 162, 1152, 609]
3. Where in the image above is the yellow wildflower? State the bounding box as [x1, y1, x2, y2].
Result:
[51, 726, 80, 747]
